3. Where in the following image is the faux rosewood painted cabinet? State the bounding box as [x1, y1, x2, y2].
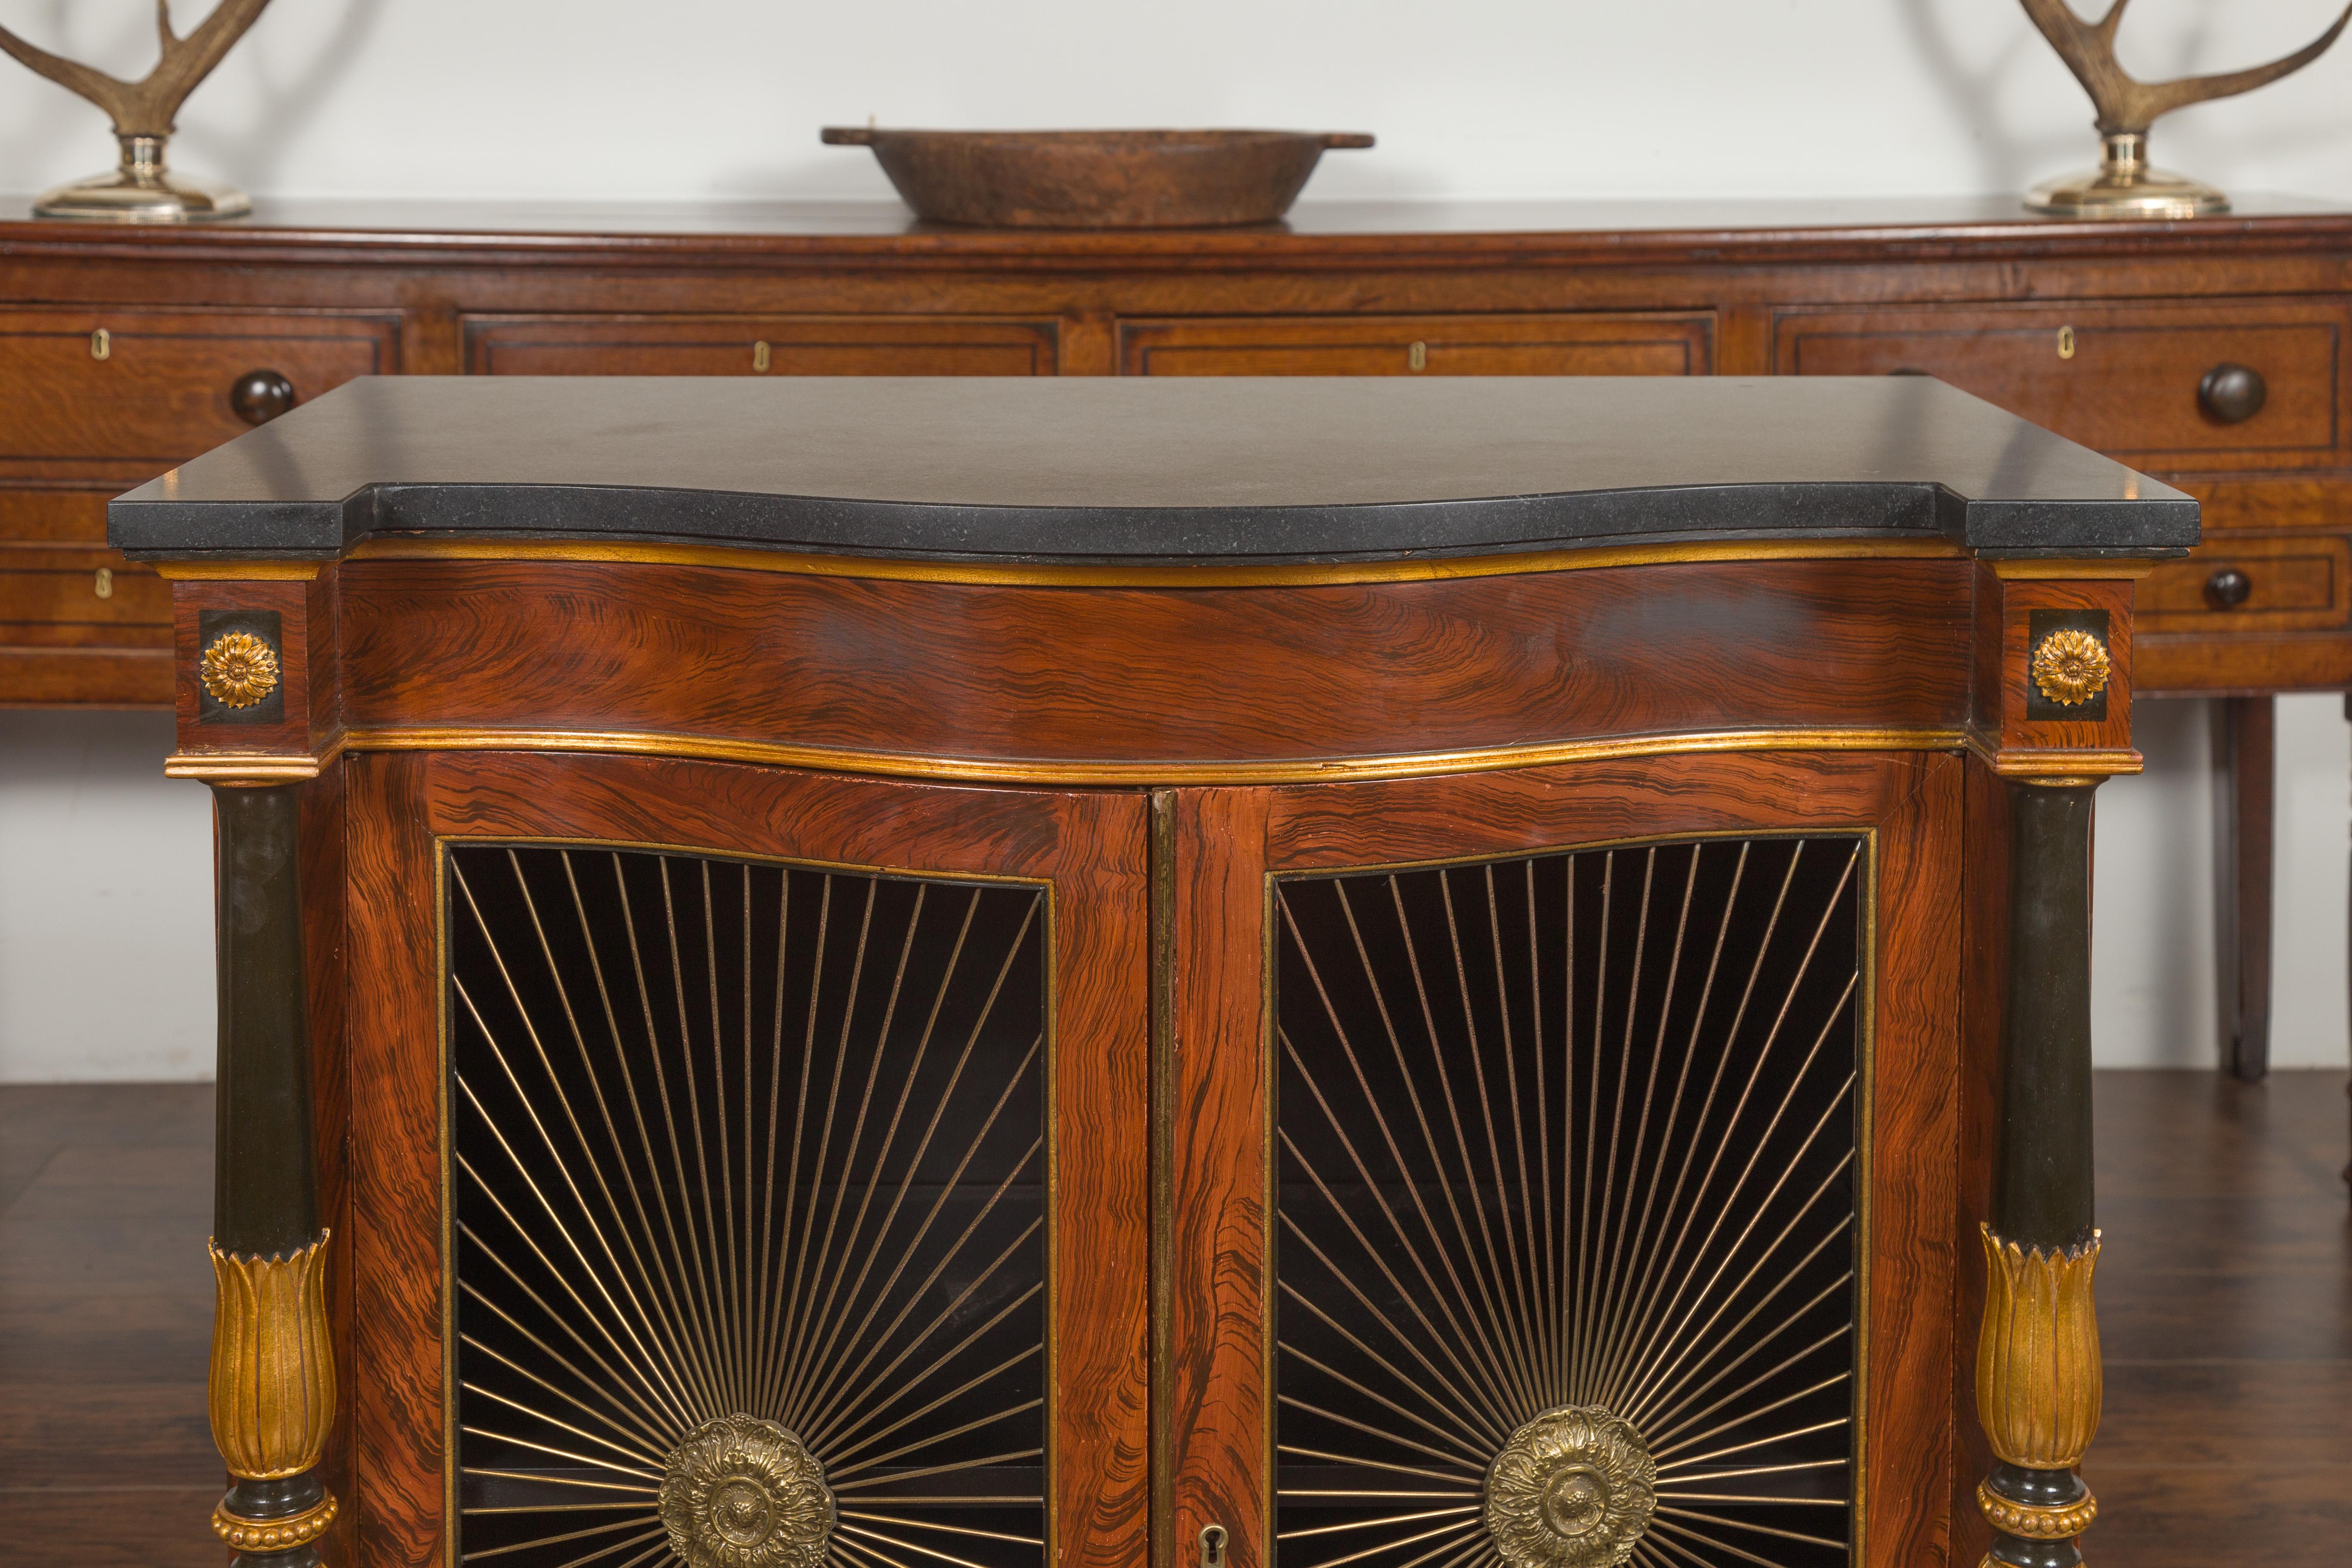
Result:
[111, 377, 2193, 1568]
[12, 195, 2352, 1084]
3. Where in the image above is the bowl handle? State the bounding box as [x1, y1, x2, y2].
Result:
[1323, 132, 1376, 149]
[821, 126, 876, 145]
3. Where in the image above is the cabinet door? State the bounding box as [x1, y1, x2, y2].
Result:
[464, 315, 1062, 376]
[1118, 314, 1714, 377]
[1163, 752, 1964, 1568]
[343, 751, 1147, 1568]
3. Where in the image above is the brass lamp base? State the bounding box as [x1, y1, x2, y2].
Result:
[33, 135, 250, 223]
[2026, 132, 2228, 220]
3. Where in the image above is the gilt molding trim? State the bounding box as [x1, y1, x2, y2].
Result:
[1975, 1479, 2098, 1540]
[212, 1492, 339, 1554]
[340, 533, 1967, 589]
[1989, 559, 2156, 581]
[156, 560, 323, 581]
[336, 723, 1972, 786]
[165, 752, 328, 784]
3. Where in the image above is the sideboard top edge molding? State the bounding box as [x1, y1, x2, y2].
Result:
[110, 377, 2196, 561]
[10, 195, 2352, 272]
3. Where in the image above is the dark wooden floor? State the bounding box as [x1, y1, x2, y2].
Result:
[1, 1072, 2346, 1566]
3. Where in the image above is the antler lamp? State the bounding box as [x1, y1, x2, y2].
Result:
[1, 0, 273, 222]
[2021, 0, 2352, 218]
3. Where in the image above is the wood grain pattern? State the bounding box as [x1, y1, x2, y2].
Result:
[462, 313, 1060, 376]
[1245, 749, 1967, 1567]
[302, 762, 356, 1568]
[1952, 760, 2012, 1568]
[346, 751, 445, 1568]
[336, 557, 1974, 769]
[412, 751, 1154, 1568]
[1164, 789, 1273, 1568]
[1117, 313, 1712, 377]
[1861, 751, 1965, 1568]
[1971, 565, 2139, 773]
[170, 576, 312, 754]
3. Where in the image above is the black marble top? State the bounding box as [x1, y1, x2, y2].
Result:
[109, 376, 2196, 564]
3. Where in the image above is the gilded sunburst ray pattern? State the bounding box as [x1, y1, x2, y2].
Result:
[1275, 837, 1862, 1568]
[448, 845, 1048, 1568]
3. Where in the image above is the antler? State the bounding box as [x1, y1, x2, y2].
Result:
[0, 0, 273, 140]
[2021, 0, 2352, 135]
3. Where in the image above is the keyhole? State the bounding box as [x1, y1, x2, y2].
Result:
[1407, 340, 1427, 372]
[1199, 1524, 1228, 1568]
[2056, 325, 2076, 361]
[752, 340, 772, 373]
[90, 328, 110, 361]
[92, 567, 113, 600]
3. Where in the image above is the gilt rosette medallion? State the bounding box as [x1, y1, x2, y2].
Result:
[198, 629, 279, 707]
[658, 1415, 835, 1568]
[1485, 1406, 1657, 1568]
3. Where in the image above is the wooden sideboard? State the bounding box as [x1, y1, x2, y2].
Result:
[114, 374, 2184, 1568]
[8, 193, 2351, 1081]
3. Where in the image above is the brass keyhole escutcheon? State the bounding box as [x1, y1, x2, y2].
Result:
[93, 567, 113, 600]
[2056, 325, 2076, 360]
[1408, 340, 1428, 372]
[90, 327, 110, 361]
[1199, 1523, 1228, 1568]
[753, 340, 772, 373]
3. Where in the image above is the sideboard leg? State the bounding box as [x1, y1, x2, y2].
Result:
[205, 783, 337, 1566]
[1977, 780, 2104, 1567]
[2211, 695, 2274, 1081]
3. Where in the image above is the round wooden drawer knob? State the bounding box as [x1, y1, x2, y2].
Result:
[2198, 362, 2266, 424]
[2206, 567, 2253, 608]
[229, 369, 296, 426]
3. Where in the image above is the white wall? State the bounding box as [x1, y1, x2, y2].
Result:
[2, 0, 2350, 1077]
[0, 714, 215, 1080]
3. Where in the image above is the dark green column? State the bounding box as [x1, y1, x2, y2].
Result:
[1976, 781, 2104, 1568]
[207, 783, 337, 1568]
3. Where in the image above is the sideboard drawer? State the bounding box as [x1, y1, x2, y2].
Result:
[463, 314, 1061, 375]
[2138, 533, 2352, 634]
[0, 489, 110, 545]
[1118, 312, 1714, 375]
[1774, 300, 2344, 471]
[0, 548, 169, 634]
[0, 491, 170, 704]
[0, 308, 400, 469]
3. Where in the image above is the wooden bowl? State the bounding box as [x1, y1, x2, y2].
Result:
[821, 128, 1374, 229]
